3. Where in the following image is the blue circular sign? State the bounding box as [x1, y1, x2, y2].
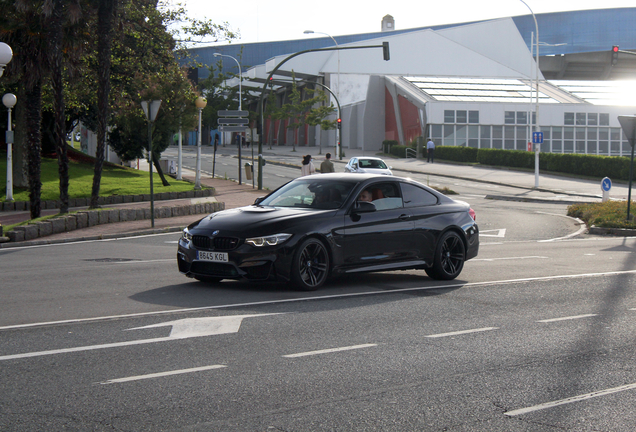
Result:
[601, 177, 612, 192]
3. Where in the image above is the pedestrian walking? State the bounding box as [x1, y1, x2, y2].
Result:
[320, 152, 335, 173]
[300, 154, 316, 176]
[427, 138, 436, 163]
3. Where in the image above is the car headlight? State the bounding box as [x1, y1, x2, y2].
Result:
[245, 233, 292, 247]
[181, 229, 192, 242]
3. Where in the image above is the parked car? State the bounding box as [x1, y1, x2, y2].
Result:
[344, 157, 393, 175]
[177, 173, 479, 290]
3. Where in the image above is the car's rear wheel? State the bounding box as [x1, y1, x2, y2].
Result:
[425, 231, 465, 280]
[194, 276, 222, 284]
[291, 238, 330, 291]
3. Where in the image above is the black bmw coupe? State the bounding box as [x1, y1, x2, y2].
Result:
[177, 173, 479, 290]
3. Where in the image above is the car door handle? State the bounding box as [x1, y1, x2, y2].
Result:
[399, 214, 411, 220]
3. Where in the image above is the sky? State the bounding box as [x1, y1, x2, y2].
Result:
[182, 0, 636, 46]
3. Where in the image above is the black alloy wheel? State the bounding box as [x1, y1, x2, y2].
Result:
[291, 238, 330, 290]
[425, 231, 465, 280]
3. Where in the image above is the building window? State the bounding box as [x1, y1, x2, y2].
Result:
[504, 126, 515, 149]
[516, 126, 527, 150]
[431, 124, 442, 140]
[564, 112, 574, 125]
[444, 124, 455, 146]
[444, 110, 455, 123]
[456, 124, 467, 146]
[552, 127, 562, 153]
[576, 113, 586, 126]
[564, 127, 574, 153]
[588, 113, 598, 126]
[517, 112, 528, 125]
[492, 126, 503, 149]
[468, 125, 479, 148]
[505, 111, 516, 124]
[456, 110, 467, 124]
[469, 111, 479, 124]
[575, 127, 586, 153]
[540, 128, 551, 153]
[600, 113, 610, 126]
[480, 125, 491, 148]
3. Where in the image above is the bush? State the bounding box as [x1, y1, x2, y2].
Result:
[436, 146, 478, 163]
[568, 201, 636, 229]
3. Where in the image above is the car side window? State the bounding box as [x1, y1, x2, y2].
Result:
[400, 183, 438, 208]
[363, 182, 403, 210]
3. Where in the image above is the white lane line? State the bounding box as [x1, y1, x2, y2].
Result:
[0, 337, 173, 361]
[536, 213, 586, 242]
[537, 314, 598, 323]
[3, 270, 636, 331]
[283, 344, 377, 358]
[505, 382, 636, 416]
[98, 365, 226, 385]
[472, 256, 547, 262]
[425, 327, 498, 338]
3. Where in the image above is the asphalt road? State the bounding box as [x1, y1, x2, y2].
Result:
[1, 206, 635, 430]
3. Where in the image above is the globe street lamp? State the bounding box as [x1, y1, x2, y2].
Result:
[194, 96, 207, 190]
[304, 30, 340, 157]
[141, 100, 162, 228]
[3, 93, 16, 201]
[0, 42, 13, 78]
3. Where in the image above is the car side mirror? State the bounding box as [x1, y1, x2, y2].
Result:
[388, 166, 393, 169]
[352, 163, 358, 170]
[254, 196, 265, 205]
[353, 201, 376, 213]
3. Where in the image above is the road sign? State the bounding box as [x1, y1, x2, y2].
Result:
[602, 177, 612, 192]
[218, 118, 249, 125]
[532, 131, 544, 144]
[618, 115, 636, 146]
[217, 110, 249, 117]
[220, 125, 248, 132]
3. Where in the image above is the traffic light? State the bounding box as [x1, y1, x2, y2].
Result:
[612, 45, 619, 65]
[337, 118, 341, 129]
[382, 41, 390, 61]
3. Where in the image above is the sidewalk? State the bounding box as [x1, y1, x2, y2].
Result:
[1, 144, 631, 247]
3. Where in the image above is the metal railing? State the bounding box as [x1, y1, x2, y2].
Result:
[406, 148, 417, 159]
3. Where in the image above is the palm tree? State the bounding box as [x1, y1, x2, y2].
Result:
[90, 0, 118, 209]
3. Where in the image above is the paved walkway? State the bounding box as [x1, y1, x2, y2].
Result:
[1, 144, 632, 247]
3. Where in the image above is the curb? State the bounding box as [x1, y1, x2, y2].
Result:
[588, 226, 636, 237]
[1, 200, 224, 247]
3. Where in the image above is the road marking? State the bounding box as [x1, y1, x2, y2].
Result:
[536, 213, 586, 242]
[2, 270, 636, 332]
[425, 327, 498, 338]
[537, 314, 598, 323]
[98, 365, 226, 385]
[0, 315, 278, 361]
[472, 256, 547, 262]
[479, 229, 506, 238]
[283, 344, 377, 358]
[505, 382, 636, 416]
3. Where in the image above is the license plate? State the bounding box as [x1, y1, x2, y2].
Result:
[197, 251, 229, 262]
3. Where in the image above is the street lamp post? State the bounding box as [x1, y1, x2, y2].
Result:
[194, 96, 207, 190]
[3, 93, 16, 201]
[141, 100, 162, 228]
[213, 53, 245, 184]
[0, 42, 13, 78]
[304, 30, 340, 157]
[519, 0, 540, 188]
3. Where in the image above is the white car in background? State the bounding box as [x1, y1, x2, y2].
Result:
[344, 157, 393, 175]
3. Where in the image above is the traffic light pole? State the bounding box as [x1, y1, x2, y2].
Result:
[256, 42, 390, 190]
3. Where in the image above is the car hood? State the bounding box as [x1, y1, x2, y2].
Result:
[188, 205, 333, 235]
[358, 168, 392, 175]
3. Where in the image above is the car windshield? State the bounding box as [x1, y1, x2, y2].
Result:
[359, 159, 387, 169]
[258, 179, 357, 209]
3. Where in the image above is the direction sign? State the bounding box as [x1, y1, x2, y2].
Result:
[218, 118, 249, 125]
[220, 125, 248, 132]
[602, 177, 612, 192]
[532, 131, 544, 144]
[217, 110, 249, 117]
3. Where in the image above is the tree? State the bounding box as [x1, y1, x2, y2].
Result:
[269, 76, 336, 152]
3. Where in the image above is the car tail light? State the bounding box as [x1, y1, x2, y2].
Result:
[469, 208, 476, 221]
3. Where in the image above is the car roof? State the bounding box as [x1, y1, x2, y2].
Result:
[350, 156, 384, 161]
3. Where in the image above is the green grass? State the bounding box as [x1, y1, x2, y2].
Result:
[1, 154, 201, 203]
[568, 201, 636, 229]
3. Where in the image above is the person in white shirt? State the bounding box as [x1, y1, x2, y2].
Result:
[300, 154, 316, 176]
[427, 138, 436, 163]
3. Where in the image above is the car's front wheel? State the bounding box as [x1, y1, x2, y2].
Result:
[291, 238, 330, 290]
[425, 231, 465, 280]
